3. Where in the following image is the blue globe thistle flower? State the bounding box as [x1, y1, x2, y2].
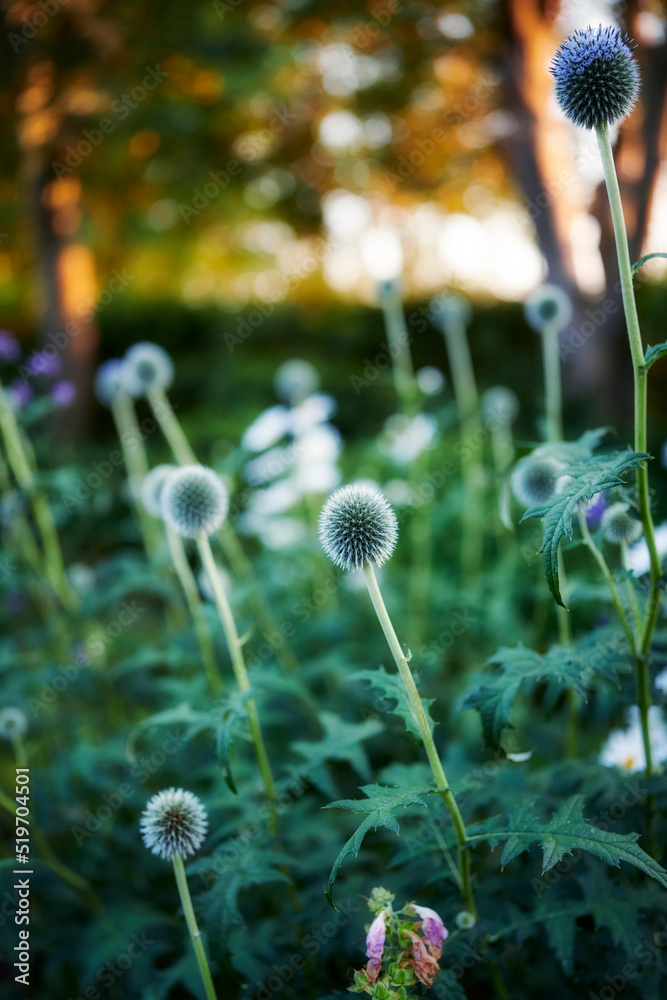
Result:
[511, 455, 567, 508]
[123, 341, 174, 396]
[524, 284, 573, 334]
[0, 707, 28, 742]
[140, 788, 208, 861]
[141, 464, 177, 518]
[319, 484, 398, 571]
[551, 25, 640, 131]
[601, 502, 643, 545]
[161, 464, 229, 538]
[94, 359, 126, 408]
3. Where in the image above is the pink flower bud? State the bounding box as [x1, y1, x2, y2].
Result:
[412, 904, 448, 951]
[365, 909, 387, 975]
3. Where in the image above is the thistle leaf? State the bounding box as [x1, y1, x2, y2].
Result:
[350, 666, 436, 741]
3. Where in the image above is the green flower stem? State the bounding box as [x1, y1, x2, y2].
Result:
[541, 322, 564, 443]
[597, 125, 661, 777]
[172, 853, 219, 1000]
[0, 380, 77, 611]
[379, 284, 419, 416]
[198, 533, 277, 827]
[110, 393, 162, 559]
[578, 509, 636, 650]
[441, 317, 483, 580]
[147, 386, 197, 464]
[166, 526, 224, 695]
[362, 563, 477, 919]
[147, 386, 300, 674]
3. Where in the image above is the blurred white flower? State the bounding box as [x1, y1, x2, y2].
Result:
[416, 366, 445, 396]
[242, 405, 291, 452]
[295, 425, 342, 465]
[291, 393, 337, 434]
[656, 669, 667, 694]
[291, 462, 341, 495]
[625, 522, 667, 576]
[380, 414, 437, 465]
[245, 446, 293, 486]
[274, 359, 320, 406]
[249, 480, 302, 516]
[599, 706, 667, 772]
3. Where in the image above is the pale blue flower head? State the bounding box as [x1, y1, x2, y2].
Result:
[551, 25, 640, 130]
[319, 484, 398, 571]
[140, 787, 208, 861]
[123, 341, 174, 396]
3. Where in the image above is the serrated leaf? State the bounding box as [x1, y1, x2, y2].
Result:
[522, 448, 649, 605]
[432, 969, 469, 999]
[632, 251, 667, 275]
[350, 666, 435, 742]
[192, 847, 291, 940]
[463, 634, 625, 744]
[290, 712, 384, 798]
[323, 783, 432, 907]
[644, 342, 667, 370]
[125, 702, 213, 763]
[467, 795, 667, 889]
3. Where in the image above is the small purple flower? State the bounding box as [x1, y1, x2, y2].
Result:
[365, 909, 387, 977]
[25, 350, 62, 378]
[51, 380, 76, 408]
[7, 381, 33, 408]
[585, 493, 607, 528]
[0, 331, 21, 363]
[412, 904, 448, 951]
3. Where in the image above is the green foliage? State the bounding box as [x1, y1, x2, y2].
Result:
[323, 784, 433, 907]
[467, 795, 667, 887]
[350, 666, 436, 741]
[522, 442, 650, 605]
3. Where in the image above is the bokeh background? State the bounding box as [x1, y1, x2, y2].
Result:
[3, 2, 667, 998]
[1, 0, 667, 458]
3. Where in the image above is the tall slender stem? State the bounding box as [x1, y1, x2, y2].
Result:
[440, 317, 483, 580]
[379, 284, 418, 416]
[197, 534, 277, 825]
[541, 323, 563, 443]
[172, 854, 219, 1000]
[166, 527, 223, 695]
[362, 564, 476, 918]
[0, 380, 77, 610]
[597, 125, 661, 777]
[578, 510, 636, 650]
[147, 386, 300, 674]
[111, 393, 162, 559]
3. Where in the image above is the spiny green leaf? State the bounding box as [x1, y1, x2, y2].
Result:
[215, 690, 252, 793]
[467, 795, 667, 889]
[644, 342, 667, 370]
[463, 633, 625, 744]
[522, 448, 650, 606]
[632, 251, 667, 275]
[125, 702, 213, 763]
[350, 666, 435, 742]
[290, 711, 384, 798]
[323, 784, 433, 908]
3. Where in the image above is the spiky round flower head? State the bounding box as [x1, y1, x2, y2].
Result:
[551, 25, 640, 131]
[601, 501, 643, 545]
[94, 359, 126, 408]
[524, 284, 573, 333]
[455, 910, 477, 930]
[0, 707, 28, 742]
[480, 386, 520, 428]
[141, 464, 177, 518]
[319, 484, 398, 571]
[161, 464, 229, 539]
[123, 341, 174, 397]
[511, 455, 566, 508]
[140, 787, 208, 861]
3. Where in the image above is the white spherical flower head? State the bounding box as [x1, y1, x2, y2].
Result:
[480, 386, 520, 428]
[524, 284, 573, 333]
[319, 484, 398, 571]
[274, 359, 320, 406]
[430, 293, 472, 331]
[161, 465, 229, 539]
[140, 788, 208, 861]
[601, 502, 643, 545]
[141, 464, 177, 518]
[0, 707, 28, 742]
[511, 456, 566, 508]
[94, 359, 126, 408]
[123, 341, 174, 396]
